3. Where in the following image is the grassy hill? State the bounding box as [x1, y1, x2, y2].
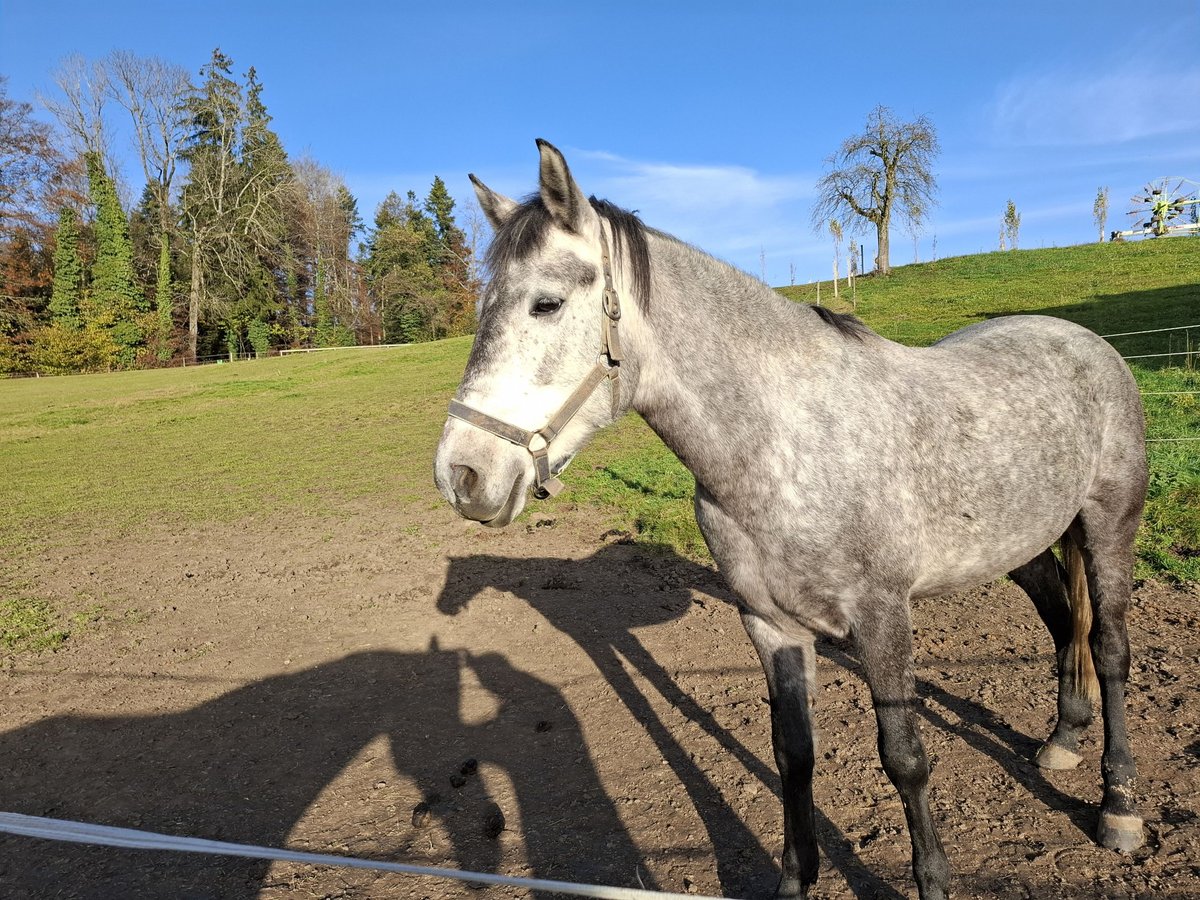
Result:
[780, 238, 1198, 357]
[2, 239, 1197, 583]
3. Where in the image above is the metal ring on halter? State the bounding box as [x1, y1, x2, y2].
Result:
[603, 289, 621, 321]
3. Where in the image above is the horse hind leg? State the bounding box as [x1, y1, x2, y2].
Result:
[1074, 493, 1146, 852]
[1008, 544, 1099, 770]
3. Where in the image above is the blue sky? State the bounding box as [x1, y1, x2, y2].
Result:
[2, 1, 1198, 286]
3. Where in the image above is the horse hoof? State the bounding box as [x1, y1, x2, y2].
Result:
[1035, 742, 1082, 770]
[774, 874, 807, 899]
[1098, 812, 1144, 852]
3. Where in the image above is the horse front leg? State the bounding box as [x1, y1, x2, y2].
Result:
[741, 612, 819, 899]
[854, 599, 950, 900]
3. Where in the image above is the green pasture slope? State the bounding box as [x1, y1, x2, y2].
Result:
[2, 240, 1197, 603]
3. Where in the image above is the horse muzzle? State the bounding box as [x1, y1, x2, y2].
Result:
[434, 423, 530, 527]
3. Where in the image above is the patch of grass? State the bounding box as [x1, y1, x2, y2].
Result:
[1136, 367, 1200, 582]
[0, 340, 469, 549]
[0, 597, 69, 653]
[780, 239, 1200, 358]
[562, 416, 708, 559]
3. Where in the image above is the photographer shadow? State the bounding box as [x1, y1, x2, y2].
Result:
[0, 643, 645, 898]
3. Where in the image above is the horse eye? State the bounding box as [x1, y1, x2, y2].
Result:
[531, 296, 564, 316]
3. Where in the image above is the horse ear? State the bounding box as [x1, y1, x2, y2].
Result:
[536, 138, 593, 232]
[469, 173, 517, 229]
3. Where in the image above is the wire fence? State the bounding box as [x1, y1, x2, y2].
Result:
[867, 320, 1200, 442]
[1100, 325, 1199, 443]
[186, 342, 410, 365]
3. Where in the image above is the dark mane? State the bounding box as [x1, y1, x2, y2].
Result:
[810, 304, 869, 341]
[485, 195, 652, 313]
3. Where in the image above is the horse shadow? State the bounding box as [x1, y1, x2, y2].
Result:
[437, 541, 905, 900]
[0, 645, 646, 899]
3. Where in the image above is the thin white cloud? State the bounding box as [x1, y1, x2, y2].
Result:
[575, 148, 814, 212]
[992, 67, 1200, 147]
[569, 147, 822, 279]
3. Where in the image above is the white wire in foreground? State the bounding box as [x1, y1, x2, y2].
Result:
[0, 812, 726, 900]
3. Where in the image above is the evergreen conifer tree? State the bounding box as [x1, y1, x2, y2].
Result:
[362, 184, 478, 344]
[86, 152, 145, 363]
[180, 51, 292, 360]
[424, 177, 474, 333]
[49, 207, 83, 327]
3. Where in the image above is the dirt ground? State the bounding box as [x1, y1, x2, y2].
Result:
[1, 502, 1198, 900]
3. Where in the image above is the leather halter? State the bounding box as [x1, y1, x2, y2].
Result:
[447, 226, 624, 500]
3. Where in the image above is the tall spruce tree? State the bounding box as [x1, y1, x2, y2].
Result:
[180, 49, 241, 360]
[423, 177, 474, 334]
[180, 50, 291, 360]
[363, 184, 476, 344]
[85, 152, 145, 363]
[228, 66, 290, 352]
[49, 207, 83, 327]
[364, 191, 439, 343]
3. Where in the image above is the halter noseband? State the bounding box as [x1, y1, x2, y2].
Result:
[446, 226, 625, 500]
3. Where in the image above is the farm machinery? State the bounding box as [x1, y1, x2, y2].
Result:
[1111, 177, 1200, 240]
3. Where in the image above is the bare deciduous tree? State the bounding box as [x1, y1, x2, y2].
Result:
[40, 54, 122, 195]
[1094, 186, 1109, 243]
[847, 238, 858, 310]
[105, 51, 191, 236]
[906, 200, 924, 263]
[460, 196, 489, 291]
[1004, 199, 1021, 250]
[829, 219, 842, 300]
[0, 77, 65, 230]
[180, 51, 292, 360]
[291, 154, 361, 331]
[812, 105, 939, 276]
[0, 77, 87, 304]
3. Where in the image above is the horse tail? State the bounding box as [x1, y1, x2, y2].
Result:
[1061, 531, 1100, 702]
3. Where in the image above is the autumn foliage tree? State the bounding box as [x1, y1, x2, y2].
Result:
[1, 54, 478, 373]
[1, 77, 67, 317]
[0, 77, 93, 371]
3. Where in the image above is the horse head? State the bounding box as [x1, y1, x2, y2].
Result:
[434, 139, 645, 526]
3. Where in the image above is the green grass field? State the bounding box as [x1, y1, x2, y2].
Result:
[2, 238, 1197, 585]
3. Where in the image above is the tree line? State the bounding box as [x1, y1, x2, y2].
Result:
[0, 50, 477, 375]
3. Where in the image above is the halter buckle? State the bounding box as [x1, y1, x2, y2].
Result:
[603, 288, 621, 321]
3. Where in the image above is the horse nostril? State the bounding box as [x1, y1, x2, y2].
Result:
[451, 464, 479, 500]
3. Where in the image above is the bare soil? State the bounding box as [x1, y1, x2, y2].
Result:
[1, 503, 1198, 899]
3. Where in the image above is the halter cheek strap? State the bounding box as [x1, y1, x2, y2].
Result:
[447, 227, 624, 500]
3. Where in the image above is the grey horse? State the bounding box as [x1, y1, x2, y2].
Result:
[433, 140, 1147, 899]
